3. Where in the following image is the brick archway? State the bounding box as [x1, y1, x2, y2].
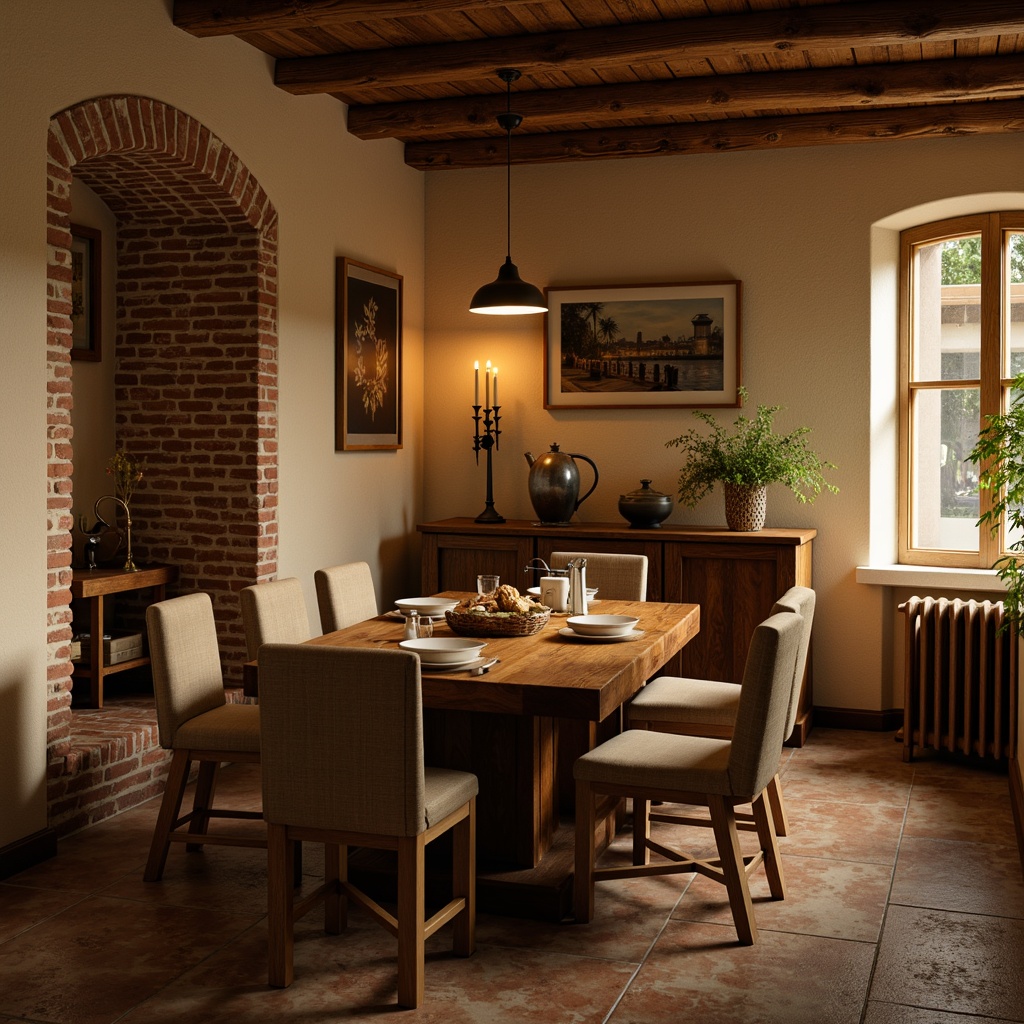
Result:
[45, 96, 278, 831]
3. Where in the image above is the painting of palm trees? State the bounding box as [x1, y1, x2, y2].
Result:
[544, 281, 740, 410]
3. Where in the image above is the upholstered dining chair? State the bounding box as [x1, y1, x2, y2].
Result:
[574, 610, 803, 944]
[313, 561, 378, 633]
[258, 643, 478, 1008]
[626, 586, 815, 836]
[144, 592, 264, 882]
[549, 551, 649, 601]
[239, 576, 312, 660]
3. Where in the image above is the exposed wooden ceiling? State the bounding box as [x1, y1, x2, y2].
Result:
[173, 0, 1024, 170]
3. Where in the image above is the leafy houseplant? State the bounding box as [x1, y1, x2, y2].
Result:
[967, 372, 1024, 626]
[666, 388, 837, 531]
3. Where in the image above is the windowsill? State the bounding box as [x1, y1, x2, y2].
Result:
[856, 564, 1006, 593]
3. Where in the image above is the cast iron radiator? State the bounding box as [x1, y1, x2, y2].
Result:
[899, 596, 1017, 764]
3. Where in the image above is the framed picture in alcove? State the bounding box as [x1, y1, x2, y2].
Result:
[336, 257, 403, 451]
[70, 223, 101, 362]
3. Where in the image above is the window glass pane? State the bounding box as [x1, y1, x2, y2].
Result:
[1004, 381, 1024, 555]
[911, 236, 981, 382]
[1009, 233, 1024, 377]
[911, 387, 979, 551]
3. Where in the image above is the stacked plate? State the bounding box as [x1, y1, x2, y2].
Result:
[398, 637, 487, 670]
[559, 614, 643, 643]
[391, 597, 459, 620]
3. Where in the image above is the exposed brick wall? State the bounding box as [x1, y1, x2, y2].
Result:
[45, 96, 278, 835]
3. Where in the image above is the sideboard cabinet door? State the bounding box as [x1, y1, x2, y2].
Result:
[421, 530, 534, 595]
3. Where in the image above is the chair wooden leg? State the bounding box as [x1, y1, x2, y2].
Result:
[573, 778, 596, 924]
[752, 790, 786, 900]
[186, 759, 219, 852]
[144, 749, 191, 882]
[324, 842, 343, 935]
[632, 795, 651, 866]
[452, 800, 476, 957]
[765, 773, 789, 837]
[267, 823, 295, 988]
[397, 834, 426, 1009]
[708, 795, 757, 945]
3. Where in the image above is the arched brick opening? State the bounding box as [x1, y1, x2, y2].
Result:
[45, 96, 279, 833]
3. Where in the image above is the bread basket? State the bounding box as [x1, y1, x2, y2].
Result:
[445, 608, 551, 638]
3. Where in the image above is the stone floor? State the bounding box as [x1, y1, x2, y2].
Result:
[3, 728, 1023, 1023]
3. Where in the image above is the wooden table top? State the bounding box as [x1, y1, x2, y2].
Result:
[249, 595, 700, 722]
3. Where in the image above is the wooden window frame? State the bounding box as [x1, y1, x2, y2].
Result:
[898, 212, 1024, 568]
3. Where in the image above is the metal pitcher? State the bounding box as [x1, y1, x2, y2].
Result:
[524, 443, 599, 525]
[567, 557, 588, 616]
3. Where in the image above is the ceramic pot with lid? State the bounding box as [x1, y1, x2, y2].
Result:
[618, 479, 673, 529]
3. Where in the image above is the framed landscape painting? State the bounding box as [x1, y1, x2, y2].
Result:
[544, 280, 741, 409]
[70, 223, 101, 362]
[336, 257, 403, 451]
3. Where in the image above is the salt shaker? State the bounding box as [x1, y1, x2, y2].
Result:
[403, 610, 420, 641]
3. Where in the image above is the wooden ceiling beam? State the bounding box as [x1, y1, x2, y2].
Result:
[172, 0, 544, 37]
[347, 54, 1024, 139]
[404, 100, 1024, 169]
[274, 0, 1024, 96]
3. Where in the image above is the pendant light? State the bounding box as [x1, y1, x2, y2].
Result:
[469, 68, 547, 315]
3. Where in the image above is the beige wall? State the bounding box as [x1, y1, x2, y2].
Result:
[0, 2, 424, 849]
[423, 136, 1024, 718]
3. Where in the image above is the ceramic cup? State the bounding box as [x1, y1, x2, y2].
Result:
[477, 574, 500, 595]
[540, 575, 569, 612]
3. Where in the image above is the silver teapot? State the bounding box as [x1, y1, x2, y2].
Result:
[524, 443, 599, 525]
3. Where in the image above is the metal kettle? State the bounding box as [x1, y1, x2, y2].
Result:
[524, 443, 599, 525]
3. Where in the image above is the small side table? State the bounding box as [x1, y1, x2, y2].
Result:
[70, 565, 178, 708]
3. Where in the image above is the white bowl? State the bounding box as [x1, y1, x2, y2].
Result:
[395, 597, 460, 618]
[565, 614, 640, 637]
[399, 637, 487, 664]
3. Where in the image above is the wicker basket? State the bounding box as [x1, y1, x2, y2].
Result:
[445, 608, 551, 638]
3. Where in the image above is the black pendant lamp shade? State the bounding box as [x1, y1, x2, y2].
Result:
[469, 69, 547, 315]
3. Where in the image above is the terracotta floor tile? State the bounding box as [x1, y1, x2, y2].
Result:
[890, 836, 1024, 919]
[903, 782, 1016, 844]
[871, 904, 1024, 1021]
[0, 883, 88, 945]
[610, 920, 875, 1024]
[864, 1001, 1023, 1024]
[672, 853, 892, 942]
[774, 798, 906, 864]
[0, 894, 258, 1024]
[777, 758, 914, 808]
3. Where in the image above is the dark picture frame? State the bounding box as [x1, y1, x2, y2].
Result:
[544, 280, 741, 409]
[70, 223, 102, 362]
[336, 257, 403, 451]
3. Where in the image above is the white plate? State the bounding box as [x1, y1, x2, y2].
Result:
[384, 609, 447, 622]
[565, 614, 640, 637]
[399, 637, 487, 664]
[557, 627, 645, 643]
[395, 597, 459, 617]
[419, 657, 486, 672]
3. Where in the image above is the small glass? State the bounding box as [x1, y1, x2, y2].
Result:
[477, 574, 500, 595]
[417, 616, 433, 639]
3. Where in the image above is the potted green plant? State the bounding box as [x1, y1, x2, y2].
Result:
[666, 388, 838, 531]
[967, 372, 1024, 625]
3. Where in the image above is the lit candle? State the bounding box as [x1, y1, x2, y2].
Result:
[485, 359, 492, 409]
[474, 360, 479, 405]
[493, 367, 499, 407]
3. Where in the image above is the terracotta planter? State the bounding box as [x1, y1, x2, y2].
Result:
[723, 483, 767, 532]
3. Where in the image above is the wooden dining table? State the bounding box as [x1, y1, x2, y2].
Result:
[245, 593, 700, 919]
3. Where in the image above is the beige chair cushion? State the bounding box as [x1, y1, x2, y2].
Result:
[240, 577, 312, 660]
[628, 677, 740, 726]
[549, 551, 648, 601]
[175, 703, 261, 753]
[146, 592, 227, 749]
[259, 643, 477, 837]
[314, 561, 379, 633]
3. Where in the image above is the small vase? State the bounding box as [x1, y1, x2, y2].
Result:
[723, 483, 767, 532]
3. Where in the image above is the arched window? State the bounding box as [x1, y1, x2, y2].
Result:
[899, 213, 1024, 567]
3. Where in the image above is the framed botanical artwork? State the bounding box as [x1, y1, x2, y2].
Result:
[335, 257, 403, 451]
[544, 280, 741, 409]
[70, 223, 102, 361]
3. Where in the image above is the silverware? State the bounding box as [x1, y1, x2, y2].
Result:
[470, 658, 499, 675]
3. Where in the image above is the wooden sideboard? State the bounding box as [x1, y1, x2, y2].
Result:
[418, 518, 816, 744]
